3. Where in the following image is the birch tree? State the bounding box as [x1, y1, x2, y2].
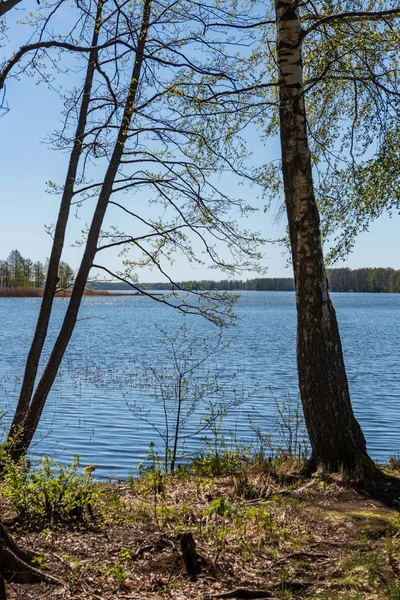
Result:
[265, 0, 400, 472]
[275, 0, 400, 472]
[197, 0, 399, 472]
[274, 0, 367, 472]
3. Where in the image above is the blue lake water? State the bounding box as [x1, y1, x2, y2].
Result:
[0, 292, 399, 478]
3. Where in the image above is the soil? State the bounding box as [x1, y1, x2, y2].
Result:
[2, 463, 400, 600]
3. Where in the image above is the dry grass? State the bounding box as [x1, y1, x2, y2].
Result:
[0, 288, 43, 297]
[2, 459, 400, 600]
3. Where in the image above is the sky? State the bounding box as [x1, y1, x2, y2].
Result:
[1, 5, 400, 283]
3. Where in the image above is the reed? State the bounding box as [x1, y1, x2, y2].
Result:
[0, 287, 43, 297]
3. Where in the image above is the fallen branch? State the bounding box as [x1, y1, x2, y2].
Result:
[272, 551, 329, 566]
[212, 589, 278, 599]
[212, 580, 314, 599]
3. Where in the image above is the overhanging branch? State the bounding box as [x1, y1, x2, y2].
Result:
[303, 8, 400, 37]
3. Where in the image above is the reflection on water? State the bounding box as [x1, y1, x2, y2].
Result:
[0, 292, 399, 477]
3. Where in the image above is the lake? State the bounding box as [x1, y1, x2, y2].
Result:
[0, 292, 399, 478]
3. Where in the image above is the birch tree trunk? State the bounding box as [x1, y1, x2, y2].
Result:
[275, 0, 376, 472]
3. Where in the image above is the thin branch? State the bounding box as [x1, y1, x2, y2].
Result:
[197, 81, 278, 103]
[0, 39, 132, 89]
[303, 8, 400, 37]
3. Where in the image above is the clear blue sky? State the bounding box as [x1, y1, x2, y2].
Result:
[1, 6, 399, 282]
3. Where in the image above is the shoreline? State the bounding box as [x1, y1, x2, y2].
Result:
[0, 288, 143, 298]
[1, 288, 400, 297]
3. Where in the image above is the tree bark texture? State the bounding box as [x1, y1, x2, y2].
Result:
[8, 0, 105, 454]
[10, 0, 152, 459]
[0, 0, 22, 18]
[275, 0, 373, 471]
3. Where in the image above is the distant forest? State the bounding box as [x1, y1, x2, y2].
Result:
[89, 267, 400, 293]
[0, 250, 74, 289]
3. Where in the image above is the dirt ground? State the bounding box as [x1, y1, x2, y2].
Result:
[2, 464, 400, 600]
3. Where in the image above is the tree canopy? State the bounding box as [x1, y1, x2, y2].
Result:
[0, 250, 73, 289]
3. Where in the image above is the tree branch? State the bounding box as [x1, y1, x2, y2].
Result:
[303, 8, 400, 37]
[0, 39, 128, 90]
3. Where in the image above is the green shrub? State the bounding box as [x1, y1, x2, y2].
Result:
[0, 453, 100, 525]
[205, 496, 237, 518]
[191, 444, 250, 476]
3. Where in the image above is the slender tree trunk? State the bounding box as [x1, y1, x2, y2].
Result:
[170, 376, 183, 473]
[275, 0, 375, 472]
[9, 0, 152, 460]
[8, 0, 104, 449]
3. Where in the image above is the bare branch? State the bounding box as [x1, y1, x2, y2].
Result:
[303, 8, 400, 37]
[0, 39, 131, 90]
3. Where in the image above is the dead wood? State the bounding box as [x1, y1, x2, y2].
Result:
[272, 551, 329, 566]
[212, 589, 278, 599]
[180, 531, 201, 580]
[212, 579, 314, 599]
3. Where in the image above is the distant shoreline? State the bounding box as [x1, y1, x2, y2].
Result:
[0, 288, 141, 298]
[2, 267, 399, 295]
[1, 287, 400, 297]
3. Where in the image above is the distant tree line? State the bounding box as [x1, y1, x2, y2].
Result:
[89, 268, 400, 293]
[327, 268, 400, 293]
[88, 277, 296, 291]
[0, 250, 74, 289]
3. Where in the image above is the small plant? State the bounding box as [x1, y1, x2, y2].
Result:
[0, 452, 100, 525]
[206, 496, 237, 518]
[387, 455, 400, 472]
[31, 555, 50, 570]
[280, 567, 291, 599]
[108, 562, 128, 584]
[137, 443, 168, 527]
[107, 547, 134, 584]
[126, 323, 242, 473]
[119, 547, 133, 562]
[249, 503, 277, 542]
[386, 585, 400, 600]
[66, 556, 81, 588]
[272, 391, 308, 459]
[249, 391, 309, 461]
[191, 434, 251, 476]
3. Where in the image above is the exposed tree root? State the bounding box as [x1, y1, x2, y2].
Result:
[299, 455, 400, 509]
[359, 472, 400, 509]
[0, 523, 60, 599]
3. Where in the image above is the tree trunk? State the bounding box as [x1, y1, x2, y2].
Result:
[0, 523, 59, 599]
[9, 0, 152, 460]
[8, 0, 104, 452]
[0, 0, 22, 18]
[275, 0, 375, 472]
